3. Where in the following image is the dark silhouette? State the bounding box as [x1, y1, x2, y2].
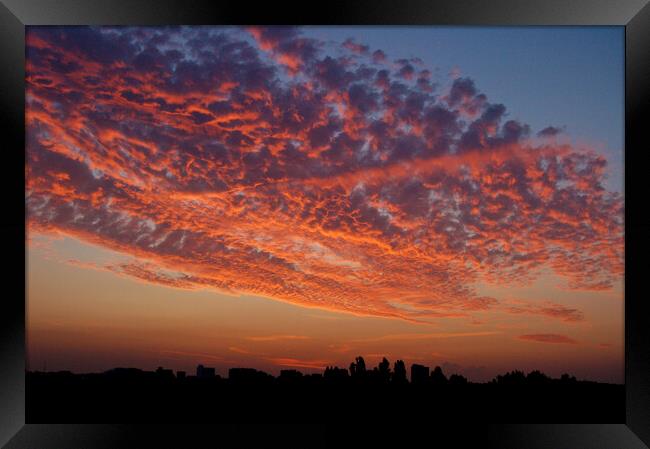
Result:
[431, 366, 448, 385]
[393, 360, 407, 384]
[156, 367, 174, 380]
[26, 356, 624, 423]
[349, 356, 367, 378]
[228, 367, 273, 384]
[196, 364, 216, 379]
[448, 373, 468, 385]
[375, 357, 391, 384]
[323, 366, 349, 382]
[410, 364, 429, 385]
[526, 370, 551, 385]
[279, 369, 302, 380]
[561, 373, 578, 383]
[493, 370, 527, 385]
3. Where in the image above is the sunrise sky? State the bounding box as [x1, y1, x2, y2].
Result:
[25, 26, 624, 383]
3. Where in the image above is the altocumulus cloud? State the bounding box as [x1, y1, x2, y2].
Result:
[26, 26, 623, 322]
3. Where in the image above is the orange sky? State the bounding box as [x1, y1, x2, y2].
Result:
[26, 233, 623, 382]
[25, 26, 624, 383]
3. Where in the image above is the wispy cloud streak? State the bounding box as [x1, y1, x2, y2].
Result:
[518, 334, 578, 344]
[246, 335, 311, 342]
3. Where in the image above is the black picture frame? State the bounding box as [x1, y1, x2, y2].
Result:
[1, 0, 649, 447]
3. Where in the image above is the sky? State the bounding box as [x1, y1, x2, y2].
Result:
[25, 26, 624, 383]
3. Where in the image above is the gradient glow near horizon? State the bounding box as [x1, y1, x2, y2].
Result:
[26, 26, 624, 382]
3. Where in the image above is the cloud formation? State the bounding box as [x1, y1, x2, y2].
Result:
[246, 335, 311, 342]
[518, 334, 578, 344]
[537, 126, 565, 138]
[505, 300, 584, 322]
[265, 357, 330, 370]
[26, 26, 623, 322]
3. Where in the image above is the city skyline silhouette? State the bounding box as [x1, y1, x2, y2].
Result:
[26, 354, 624, 423]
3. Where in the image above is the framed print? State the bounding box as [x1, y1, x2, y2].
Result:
[1, 0, 649, 447]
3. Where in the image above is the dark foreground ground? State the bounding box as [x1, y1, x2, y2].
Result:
[27, 370, 624, 423]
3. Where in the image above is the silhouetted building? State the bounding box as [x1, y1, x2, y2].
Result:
[196, 364, 216, 379]
[105, 367, 144, 376]
[176, 371, 186, 380]
[411, 363, 430, 385]
[279, 369, 303, 379]
[156, 367, 174, 379]
[229, 367, 273, 383]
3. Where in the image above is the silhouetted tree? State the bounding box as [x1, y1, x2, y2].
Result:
[560, 373, 577, 383]
[392, 360, 407, 384]
[495, 370, 526, 385]
[324, 366, 348, 382]
[431, 366, 448, 385]
[377, 357, 391, 383]
[349, 356, 367, 378]
[527, 370, 550, 385]
[355, 356, 366, 374]
[449, 373, 468, 385]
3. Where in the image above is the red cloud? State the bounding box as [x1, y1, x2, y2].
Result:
[26, 27, 623, 322]
[245, 335, 311, 342]
[505, 301, 584, 322]
[266, 357, 330, 370]
[342, 38, 370, 55]
[247, 26, 318, 75]
[518, 334, 578, 344]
